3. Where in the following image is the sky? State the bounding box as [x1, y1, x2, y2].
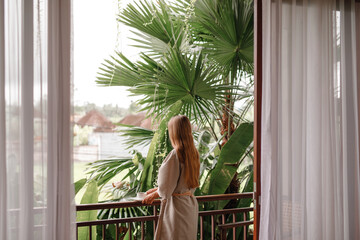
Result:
[73, 0, 140, 107]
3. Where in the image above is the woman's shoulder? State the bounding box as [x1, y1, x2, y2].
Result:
[162, 149, 178, 164]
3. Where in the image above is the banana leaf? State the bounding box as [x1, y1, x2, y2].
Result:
[74, 178, 87, 195]
[201, 122, 253, 195]
[77, 181, 99, 240]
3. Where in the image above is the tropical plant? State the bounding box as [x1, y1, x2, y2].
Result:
[76, 0, 255, 239]
[188, 0, 254, 198]
[117, 124, 154, 150]
[97, 49, 232, 125]
[174, 0, 254, 142]
[201, 122, 253, 196]
[76, 180, 99, 240]
[97, 47, 237, 190]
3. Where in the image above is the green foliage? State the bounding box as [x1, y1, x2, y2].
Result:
[93, 0, 255, 201]
[95, 204, 148, 239]
[73, 125, 92, 146]
[140, 100, 182, 191]
[233, 170, 253, 239]
[76, 1, 255, 239]
[87, 158, 136, 188]
[201, 122, 253, 195]
[97, 49, 234, 126]
[191, 0, 254, 75]
[195, 129, 224, 188]
[77, 181, 99, 240]
[117, 124, 154, 149]
[197, 130, 213, 178]
[119, 0, 189, 57]
[74, 178, 87, 195]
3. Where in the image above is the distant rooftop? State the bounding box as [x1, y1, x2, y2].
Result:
[76, 109, 115, 132]
[118, 112, 156, 130]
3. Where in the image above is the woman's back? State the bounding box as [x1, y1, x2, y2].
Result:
[155, 149, 198, 240]
[143, 115, 199, 240]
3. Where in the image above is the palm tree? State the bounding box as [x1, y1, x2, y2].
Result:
[189, 0, 254, 143]
[97, 45, 234, 191]
[96, 0, 254, 192]
[97, 50, 230, 126]
[186, 0, 254, 200]
[78, 2, 255, 239]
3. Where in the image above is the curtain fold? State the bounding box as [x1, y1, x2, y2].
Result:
[260, 0, 360, 239]
[20, 0, 35, 238]
[47, 0, 75, 239]
[0, 0, 75, 239]
[0, 0, 7, 239]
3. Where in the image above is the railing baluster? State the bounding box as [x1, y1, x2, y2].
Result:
[115, 223, 119, 240]
[76, 226, 78, 240]
[218, 220, 254, 239]
[243, 212, 247, 240]
[221, 227, 227, 240]
[153, 205, 157, 236]
[129, 222, 132, 240]
[211, 215, 215, 240]
[221, 214, 225, 239]
[232, 213, 236, 240]
[102, 225, 105, 239]
[200, 216, 203, 240]
[141, 221, 145, 240]
[89, 226, 92, 240]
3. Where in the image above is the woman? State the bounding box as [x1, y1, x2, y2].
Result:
[142, 115, 200, 240]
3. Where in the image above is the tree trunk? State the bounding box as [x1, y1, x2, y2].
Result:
[221, 94, 240, 206]
[224, 172, 240, 209]
[220, 94, 235, 145]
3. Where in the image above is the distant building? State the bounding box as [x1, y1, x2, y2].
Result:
[118, 112, 157, 130]
[76, 109, 115, 132]
[73, 110, 149, 162]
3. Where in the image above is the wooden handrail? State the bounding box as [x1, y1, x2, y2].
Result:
[77, 215, 158, 227]
[76, 192, 254, 211]
[219, 220, 254, 230]
[77, 207, 254, 227]
[199, 207, 253, 217]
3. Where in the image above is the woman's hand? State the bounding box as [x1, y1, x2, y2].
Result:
[145, 187, 158, 195]
[142, 191, 159, 204]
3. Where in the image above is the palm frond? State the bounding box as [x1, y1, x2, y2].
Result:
[119, 0, 190, 56]
[97, 49, 237, 126]
[86, 158, 137, 188]
[191, 0, 254, 74]
[96, 52, 144, 87]
[116, 124, 155, 149]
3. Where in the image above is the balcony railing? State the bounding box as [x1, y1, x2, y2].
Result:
[76, 192, 254, 240]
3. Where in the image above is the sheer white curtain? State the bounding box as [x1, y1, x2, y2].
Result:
[0, 0, 75, 239]
[260, 0, 360, 240]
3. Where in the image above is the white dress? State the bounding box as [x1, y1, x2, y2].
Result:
[155, 150, 198, 240]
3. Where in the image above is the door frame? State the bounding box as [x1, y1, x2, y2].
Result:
[253, 0, 262, 239]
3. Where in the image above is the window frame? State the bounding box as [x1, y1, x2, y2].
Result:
[253, 1, 262, 239]
[356, 0, 360, 177]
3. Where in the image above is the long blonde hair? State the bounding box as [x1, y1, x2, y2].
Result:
[168, 115, 200, 188]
